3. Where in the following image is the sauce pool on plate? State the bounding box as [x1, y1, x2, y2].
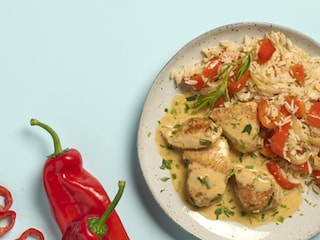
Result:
[155, 92, 302, 227]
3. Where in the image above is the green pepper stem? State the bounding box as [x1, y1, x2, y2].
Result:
[88, 180, 126, 238]
[98, 180, 126, 225]
[30, 118, 64, 157]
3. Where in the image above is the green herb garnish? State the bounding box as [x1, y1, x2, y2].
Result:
[215, 204, 235, 219]
[160, 159, 172, 170]
[242, 123, 252, 135]
[193, 49, 253, 112]
[277, 216, 285, 223]
[160, 177, 170, 182]
[245, 165, 254, 169]
[199, 139, 212, 146]
[197, 176, 212, 189]
[186, 95, 197, 101]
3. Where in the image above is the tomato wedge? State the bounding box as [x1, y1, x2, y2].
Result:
[258, 99, 280, 129]
[258, 38, 276, 64]
[227, 69, 250, 93]
[0, 210, 16, 237]
[266, 161, 298, 189]
[270, 122, 291, 158]
[16, 228, 45, 240]
[307, 101, 320, 128]
[290, 64, 305, 84]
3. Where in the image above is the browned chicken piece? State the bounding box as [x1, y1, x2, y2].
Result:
[161, 117, 222, 149]
[183, 137, 231, 175]
[233, 168, 282, 213]
[184, 138, 232, 207]
[210, 101, 263, 153]
[186, 162, 227, 207]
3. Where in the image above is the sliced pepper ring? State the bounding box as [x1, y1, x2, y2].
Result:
[16, 227, 45, 240]
[266, 161, 298, 189]
[0, 185, 13, 213]
[0, 210, 16, 237]
[258, 99, 280, 129]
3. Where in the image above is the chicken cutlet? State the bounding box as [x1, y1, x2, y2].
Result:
[161, 117, 222, 149]
[184, 138, 232, 207]
[210, 101, 263, 153]
[183, 137, 231, 175]
[233, 167, 282, 213]
[186, 162, 227, 207]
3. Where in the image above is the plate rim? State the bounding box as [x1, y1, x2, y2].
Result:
[137, 21, 320, 240]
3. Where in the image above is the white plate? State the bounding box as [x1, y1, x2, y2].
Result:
[137, 22, 320, 240]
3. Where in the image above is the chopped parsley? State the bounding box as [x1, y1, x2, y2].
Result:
[197, 176, 212, 189]
[231, 120, 240, 129]
[209, 125, 219, 133]
[242, 123, 252, 135]
[184, 103, 190, 113]
[264, 192, 274, 210]
[160, 159, 172, 170]
[215, 204, 235, 219]
[245, 165, 254, 169]
[186, 95, 197, 101]
[160, 177, 170, 182]
[239, 139, 247, 150]
[171, 124, 182, 135]
[248, 152, 257, 158]
[170, 108, 177, 115]
[199, 138, 212, 146]
[277, 216, 285, 223]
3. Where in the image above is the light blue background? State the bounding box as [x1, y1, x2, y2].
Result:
[0, 1, 319, 239]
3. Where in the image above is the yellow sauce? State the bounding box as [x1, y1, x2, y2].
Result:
[155, 92, 302, 227]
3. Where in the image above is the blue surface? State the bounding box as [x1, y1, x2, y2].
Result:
[0, 1, 320, 239]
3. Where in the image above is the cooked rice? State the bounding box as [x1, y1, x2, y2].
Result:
[170, 31, 320, 168]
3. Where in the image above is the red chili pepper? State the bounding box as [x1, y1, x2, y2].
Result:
[62, 181, 126, 240]
[0, 210, 16, 237]
[30, 119, 129, 239]
[0, 185, 13, 213]
[16, 227, 45, 240]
